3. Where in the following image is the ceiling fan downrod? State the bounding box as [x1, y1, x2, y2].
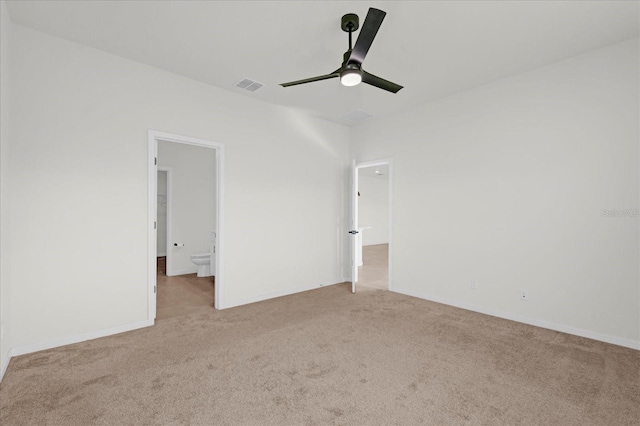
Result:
[341, 13, 359, 53]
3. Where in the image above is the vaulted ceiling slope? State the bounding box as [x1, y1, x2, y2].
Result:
[7, 1, 639, 125]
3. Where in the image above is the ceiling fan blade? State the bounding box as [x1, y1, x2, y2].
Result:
[362, 71, 403, 93]
[348, 8, 386, 65]
[280, 72, 340, 87]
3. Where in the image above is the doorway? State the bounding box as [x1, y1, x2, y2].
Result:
[351, 159, 392, 293]
[148, 130, 225, 321]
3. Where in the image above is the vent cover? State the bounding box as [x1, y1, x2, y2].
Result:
[235, 78, 264, 92]
[339, 109, 374, 123]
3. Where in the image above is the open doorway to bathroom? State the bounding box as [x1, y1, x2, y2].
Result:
[355, 161, 391, 292]
[148, 131, 225, 321]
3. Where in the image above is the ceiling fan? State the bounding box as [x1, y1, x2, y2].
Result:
[280, 8, 403, 93]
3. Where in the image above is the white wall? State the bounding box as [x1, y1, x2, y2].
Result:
[352, 38, 640, 348]
[156, 171, 167, 257]
[8, 24, 349, 351]
[0, 0, 12, 376]
[158, 141, 216, 274]
[358, 174, 389, 246]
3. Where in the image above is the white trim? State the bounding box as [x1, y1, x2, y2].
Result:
[148, 139, 156, 320]
[9, 319, 154, 360]
[157, 167, 173, 276]
[222, 280, 344, 310]
[351, 160, 358, 290]
[0, 348, 12, 381]
[355, 158, 394, 292]
[167, 267, 199, 276]
[148, 130, 225, 316]
[393, 287, 640, 351]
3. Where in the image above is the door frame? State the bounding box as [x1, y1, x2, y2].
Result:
[156, 167, 173, 274]
[352, 158, 394, 292]
[148, 130, 225, 320]
[351, 160, 358, 291]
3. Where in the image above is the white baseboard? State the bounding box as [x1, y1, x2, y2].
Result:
[392, 287, 640, 351]
[0, 318, 154, 383]
[157, 253, 166, 257]
[221, 279, 345, 310]
[1, 319, 153, 382]
[0, 348, 12, 382]
[167, 266, 198, 276]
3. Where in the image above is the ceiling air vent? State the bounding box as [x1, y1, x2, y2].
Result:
[340, 109, 374, 123]
[235, 78, 264, 92]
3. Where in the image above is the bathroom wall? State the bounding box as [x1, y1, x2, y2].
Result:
[158, 141, 216, 275]
[358, 173, 389, 246]
[351, 38, 640, 348]
[156, 170, 167, 257]
[7, 23, 349, 352]
[0, 0, 12, 377]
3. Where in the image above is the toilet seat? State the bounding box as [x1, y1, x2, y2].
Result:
[191, 252, 210, 259]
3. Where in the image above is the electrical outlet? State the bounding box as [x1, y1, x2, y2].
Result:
[520, 290, 529, 301]
[471, 280, 478, 290]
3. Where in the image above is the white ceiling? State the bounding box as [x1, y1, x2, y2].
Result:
[359, 164, 389, 179]
[7, 1, 639, 126]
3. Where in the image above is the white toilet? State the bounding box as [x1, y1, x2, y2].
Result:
[190, 231, 216, 277]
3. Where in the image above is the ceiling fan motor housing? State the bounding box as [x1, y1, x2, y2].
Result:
[343, 51, 361, 68]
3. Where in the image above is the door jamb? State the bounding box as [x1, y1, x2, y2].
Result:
[157, 167, 173, 275]
[148, 130, 225, 321]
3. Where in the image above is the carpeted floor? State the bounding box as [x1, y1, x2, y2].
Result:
[1, 258, 638, 425]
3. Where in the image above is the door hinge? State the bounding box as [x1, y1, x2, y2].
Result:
[154, 157, 157, 165]
[154, 285, 157, 294]
[154, 221, 157, 229]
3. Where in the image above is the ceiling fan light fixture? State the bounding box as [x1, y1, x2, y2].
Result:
[340, 69, 362, 86]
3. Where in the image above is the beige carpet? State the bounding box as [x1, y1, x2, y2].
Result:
[1, 272, 639, 425]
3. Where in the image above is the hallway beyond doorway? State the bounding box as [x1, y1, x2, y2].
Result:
[357, 244, 388, 291]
